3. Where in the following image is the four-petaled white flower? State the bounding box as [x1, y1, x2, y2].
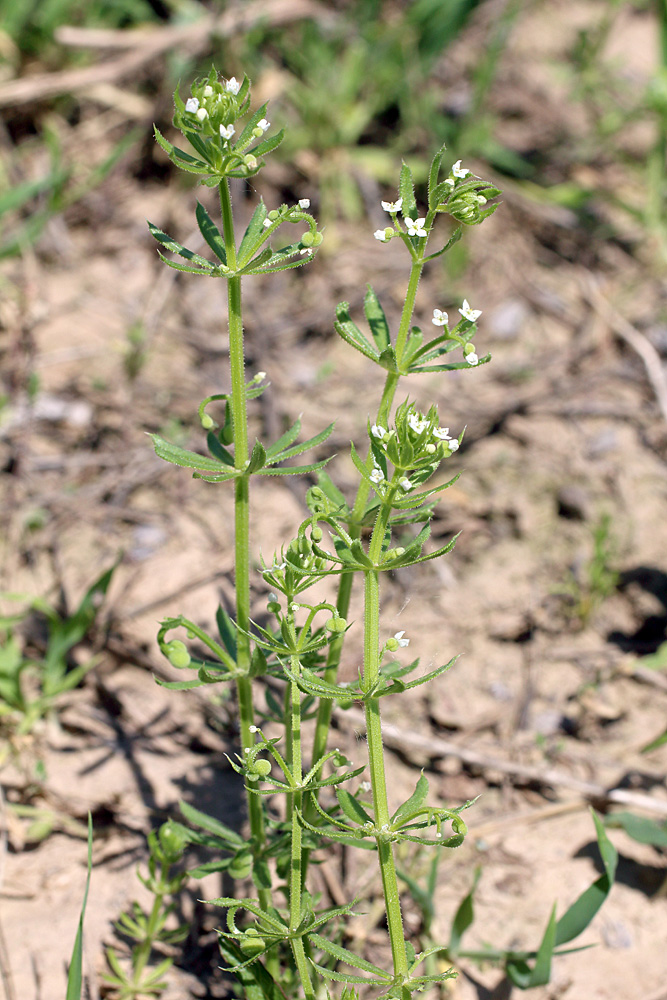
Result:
[433, 426, 451, 440]
[220, 123, 235, 141]
[466, 353, 479, 366]
[448, 439, 460, 452]
[459, 299, 482, 322]
[381, 198, 402, 213]
[370, 468, 384, 484]
[371, 424, 386, 439]
[263, 218, 272, 228]
[399, 478, 412, 492]
[298, 198, 310, 209]
[225, 77, 241, 94]
[404, 217, 427, 237]
[432, 308, 448, 327]
[452, 159, 470, 178]
[394, 630, 410, 647]
[256, 118, 270, 132]
[408, 413, 427, 434]
[185, 97, 199, 113]
[374, 229, 388, 242]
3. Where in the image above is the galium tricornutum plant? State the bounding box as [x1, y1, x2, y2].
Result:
[131, 69, 615, 999]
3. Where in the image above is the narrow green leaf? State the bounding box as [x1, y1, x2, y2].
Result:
[265, 417, 302, 460]
[239, 201, 269, 261]
[524, 905, 557, 988]
[364, 285, 391, 351]
[428, 142, 447, 208]
[256, 459, 330, 477]
[392, 772, 430, 825]
[235, 102, 270, 150]
[337, 788, 373, 826]
[309, 933, 392, 979]
[554, 811, 618, 946]
[449, 868, 481, 953]
[215, 605, 237, 659]
[267, 423, 334, 465]
[179, 801, 244, 845]
[153, 126, 210, 172]
[250, 128, 285, 159]
[148, 222, 216, 269]
[334, 302, 377, 358]
[399, 162, 417, 221]
[206, 431, 234, 466]
[66, 814, 93, 1000]
[218, 941, 282, 1000]
[151, 434, 230, 472]
[246, 439, 267, 474]
[156, 252, 215, 275]
[195, 202, 227, 263]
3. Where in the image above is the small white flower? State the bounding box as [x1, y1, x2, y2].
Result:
[452, 159, 470, 178]
[291, 603, 299, 611]
[394, 630, 410, 647]
[466, 353, 479, 366]
[433, 426, 451, 440]
[408, 413, 427, 434]
[249, 725, 258, 733]
[374, 229, 388, 242]
[432, 308, 448, 327]
[203, 86, 214, 98]
[381, 198, 402, 213]
[360, 781, 371, 792]
[399, 478, 412, 492]
[370, 468, 384, 484]
[256, 118, 270, 132]
[225, 77, 241, 95]
[254, 371, 267, 382]
[196, 108, 208, 121]
[185, 97, 199, 113]
[263, 218, 272, 228]
[459, 299, 482, 322]
[371, 424, 386, 439]
[220, 123, 235, 141]
[299, 248, 313, 255]
[404, 217, 427, 237]
[448, 439, 460, 452]
[298, 198, 310, 209]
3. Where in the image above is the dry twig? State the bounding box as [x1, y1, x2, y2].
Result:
[337, 708, 667, 818]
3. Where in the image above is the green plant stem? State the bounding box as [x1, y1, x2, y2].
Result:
[219, 178, 270, 914]
[364, 484, 409, 996]
[307, 256, 423, 791]
[287, 650, 315, 1000]
[131, 867, 167, 987]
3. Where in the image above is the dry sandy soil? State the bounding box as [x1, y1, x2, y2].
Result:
[1, 3, 666, 1000]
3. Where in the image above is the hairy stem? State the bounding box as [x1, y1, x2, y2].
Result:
[219, 178, 270, 914]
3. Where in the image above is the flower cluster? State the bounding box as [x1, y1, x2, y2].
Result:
[367, 403, 461, 496]
[430, 300, 483, 366]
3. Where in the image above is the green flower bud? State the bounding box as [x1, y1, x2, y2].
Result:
[201, 413, 214, 429]
[311, 526, 323, 542]
[165, 640, 191, 669]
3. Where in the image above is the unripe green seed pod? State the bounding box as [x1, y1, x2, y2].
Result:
[463, 342, 476, 356]
[249, 758, 271, 778]
[312, 232, 323, 246]
[268, 210, 279, 221]
[326, 617, 347, 633]
[244, 154, 257, 169]
[165, 640, 191, 669]
[228, 852, 253, 879]
[311, 526, 323, 542]
[240, 930, 266, 956]
[301, 231, 315, 247]
[386, 637, 399, 652]
[158, 819, 187, 859]
[201, 413, 214, 429]
[267, 601, 281, 614]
